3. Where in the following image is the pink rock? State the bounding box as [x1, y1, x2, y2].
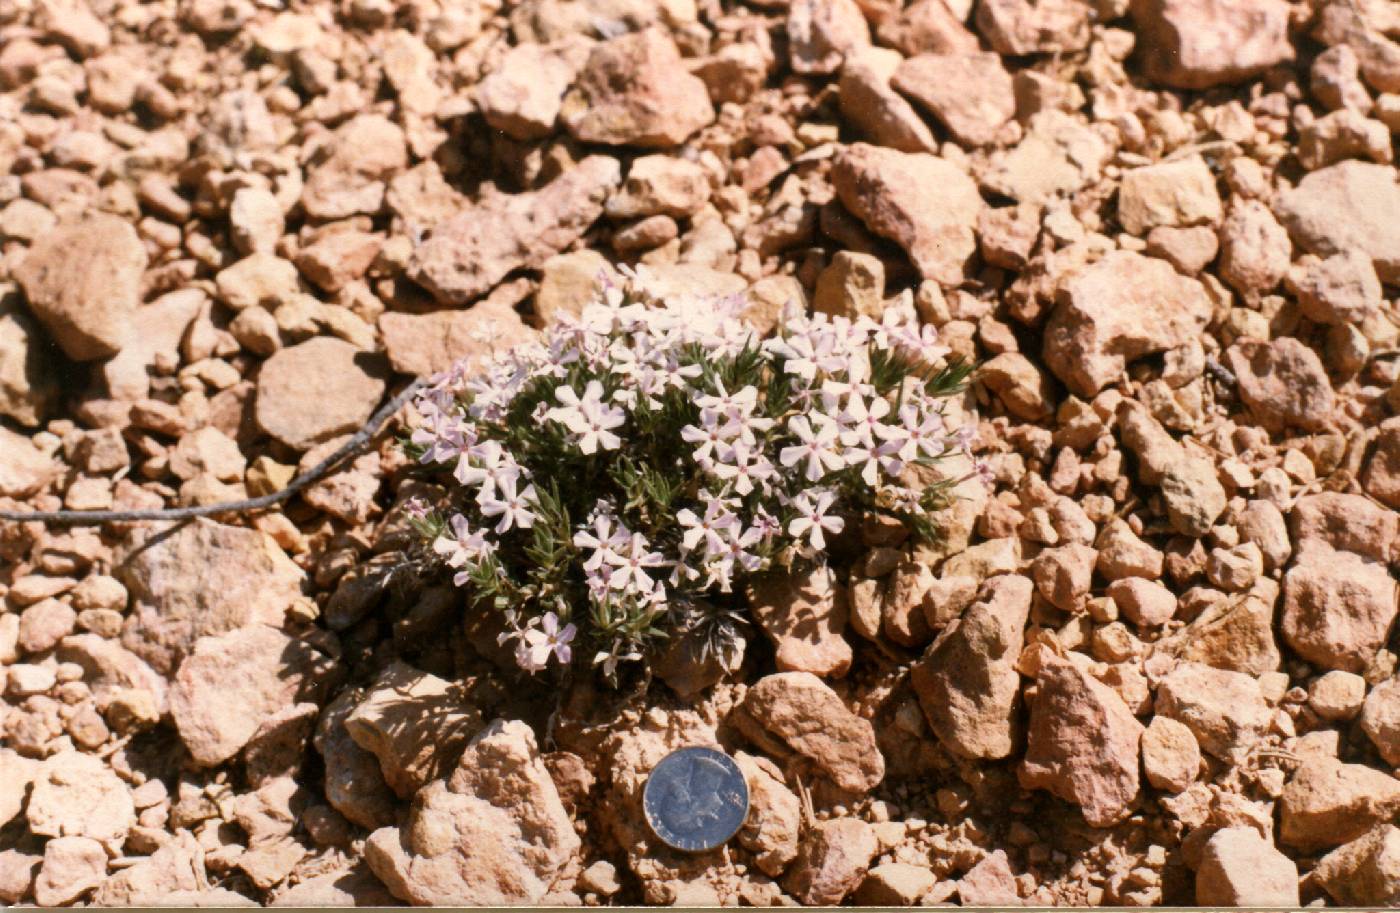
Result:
[314, 690, 399, 831]
[912, 575, 1032, 761]
[169, 625, 340, 767]
[831, 143, 982, 286]
[27, 751, 135, 852]
[975, 0, 1091, 55]
[1225, 337, 1335, 433]
[1044, 250, 1212, 397]
[1291, 250, 1383, 326]
[1280, 757, 1400, 851]
[958, 849, 1021, 905]
[875, 0, 979, 56]
[344, 660, 483, 799]
[300, 115, 407, 220]
[1289, 491, 1398, 564]
[838, 48, 938, 154]
[1031, 543, 1096, 612]
[1218, 200, 1291, 294]
[33, 836, 107, 907]
[1312, 824, 1400, 905]
[1141, 715, 1200, 793]
[1273, 161, 1400, 283]
[739, 671, 885, 793]
[747, 565, 853, 678]
[560, 30, 714, 148]
[0, 850, 40, 905]
[409, 156, 620, 305]
[254, 336, 388, 451]
[733, 752, 802, 877]
[1130, 0, 1293, 89]
[893, 52, 1015, 147]
[1281, 553, 1397, 674]
[1298, 108, 1393, 171]
[270, 862, 397, 907]
[783, 818, 879, 904]
[365, 720, 581, 905]
[14, 212, 144, 361]
[117, 517, 307, 674]
[1364, 419, 1400, 509]
[1117, 156, 1223, 236]
[476, 38, 591, 141]
[1154, 662, 1271, 763]
[1018, 655, 1144, 828]
[379, 302, 537, 378]
[787, 0, 870, 75]
[1195, 827, 1300, 906]
[0, 426, 58, 498]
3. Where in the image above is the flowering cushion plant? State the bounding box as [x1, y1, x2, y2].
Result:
[402, 268, 982, 682]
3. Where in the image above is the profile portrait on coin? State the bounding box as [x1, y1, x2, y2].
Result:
[644, 746, 750, 852]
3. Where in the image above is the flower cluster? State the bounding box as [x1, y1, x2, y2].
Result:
[404, 268, 981, 680]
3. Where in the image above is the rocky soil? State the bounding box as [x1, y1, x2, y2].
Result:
[3, 0, 1400, 905]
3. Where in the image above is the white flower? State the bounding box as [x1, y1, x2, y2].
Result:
[787, 490, 844, 551]
[606, 533, 667, 592]
[779, 415, 845, 482]
[546, 380, 626, 454]
[593, 640, 642, 678]
[676, 498, 738, 555]
[517, 611, 576, 672]
[432, 514, 495, 585]
[478, 477, 538, 534]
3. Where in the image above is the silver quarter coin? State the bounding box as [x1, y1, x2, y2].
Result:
[643, 746, 750, 853]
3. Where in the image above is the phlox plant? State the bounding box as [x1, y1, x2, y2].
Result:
[401, 267, 983, 683]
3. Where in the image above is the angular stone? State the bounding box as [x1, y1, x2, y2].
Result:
[1313, 824, 1400, 906]
[0, 296, 58, 427]
[1117, 156, 1223, 236]
[365, 719, 580, 905]
[1117, 401, 1227, 537]
[560, 30, 714, 147]
[1151, 593, 1281, 676]
[14, 212, 145, 360]
[783, 818, 878, 905]
[1290, 491, 1397, 564]
[345, 660, 483, 798]
[1280, 757, 1400, 851]
[981, 111, 1111, 205]
[301, 114, 407, 220]
[379, 302, 537, 377]
[893, 52, 1015, 147]
[255, 336, 388, 451]
[788, 0, 870, 75]
[1196, 827, 1299, 906]
[856, 862, 937, 906]
[739, 671, 884, 793]
[1273, 161, 1400, 283]
[1224, 337, 1335, 433]
[912, 575, 1031, 761]
[476, 38, 590, 141]
[27, 751, 135, 852]
[747, 565, 852, 678]
[1130, 0, 1294, 89]
[170, 625, 340, 767]
[34, 836, 107, 907]
[1045, 251, 1212, 397]
[607, 155, 711, 220]
[832, 143, 982, 286]
[1219, 199, 1291, 294]
[1018, 655, 1144, 828]
[976, 0, 1092, 55]
[1282, 553, 1397, 674]
[1155, 662, 1271, 763]
[409, 156, 620, 305]
[0, 749, 40, 827]
[837, 48, 938, 154]
[1141, 715, 1200, 793]
[0, 426, 58, 498]
[1293, 250, 1383, 326]
[118, 518, 306, 674]
[315, 689, 399, 831]
[733, 751, 802, 877]
[876, 0, 979, 56]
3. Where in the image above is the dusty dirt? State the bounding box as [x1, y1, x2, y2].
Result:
[3, 0, 1400, 905]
